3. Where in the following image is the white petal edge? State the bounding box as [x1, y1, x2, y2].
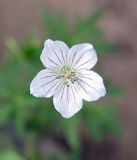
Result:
[68, 43, 97, 69]
[40, 39, 69, 68]
[30, 69, 62, 98]
[53, 84, 83, 118]
[76, 70, 106, 101]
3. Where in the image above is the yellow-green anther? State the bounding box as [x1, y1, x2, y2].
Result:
[60, 65, 77, 86]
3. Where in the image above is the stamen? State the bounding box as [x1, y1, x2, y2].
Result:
[59, 65, 77, 86]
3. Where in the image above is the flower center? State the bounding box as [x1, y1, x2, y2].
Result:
[60, 65, 77, 86]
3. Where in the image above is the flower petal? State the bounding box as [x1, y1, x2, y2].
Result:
[30, 69, 62, 98]
[53, 84, 83, 118]
[40, 39, 69, 69]
[75, 70, 106, 101]
[68, 43, 97, 69]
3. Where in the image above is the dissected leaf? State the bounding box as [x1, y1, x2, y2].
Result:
[82, 103, 122, 140]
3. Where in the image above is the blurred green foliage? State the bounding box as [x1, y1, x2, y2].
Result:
[0, 150, 25, 160]
[40, 11, 117, 53]
[0, 11, 122, 160]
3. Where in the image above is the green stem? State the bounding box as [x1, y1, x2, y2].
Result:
[24, 133, 38, 160]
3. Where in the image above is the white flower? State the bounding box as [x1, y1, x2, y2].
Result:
[30, 39, 106, 118]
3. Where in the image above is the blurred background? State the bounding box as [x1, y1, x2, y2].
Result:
[0, 0, 137, 160]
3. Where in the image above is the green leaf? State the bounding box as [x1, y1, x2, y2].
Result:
[105, 79, 123, 97]
[20, 35, 42, 62]
[82, 103, 122, 140]
[59, 116, 80, 150]
[5, 38, 25, 61]
[0, 106, 11, 126]
[39, 12, 71, 45]
[73, 11, 103, 36]
[0, 150, 25, 160]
